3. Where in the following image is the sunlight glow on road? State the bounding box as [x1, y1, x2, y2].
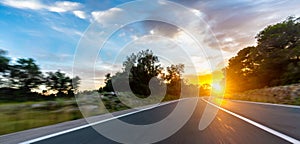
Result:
[209, 97, 227, 106]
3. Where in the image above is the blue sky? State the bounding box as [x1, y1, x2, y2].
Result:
[0, 0, 300, 90]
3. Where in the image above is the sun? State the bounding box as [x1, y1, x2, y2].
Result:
[211, 82, 224, 94]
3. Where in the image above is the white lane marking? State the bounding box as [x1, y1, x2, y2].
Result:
[202, 98, 300, 144]
[229, 99, 300, 109]
[19, 99, 187, 144]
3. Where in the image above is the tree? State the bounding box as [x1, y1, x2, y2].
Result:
[68, 76, 80, 95]
[111, 71, 130, 92]
[46, 70, 72, 96]
[102, 73, 113, 92]
[0, 49, 9, 73]
[255, 16, 300, 86]
[164, 64, 184, 82]
[9, 58, 44, 92]
[256, 17, 300, 52]
[163, 64, 184, 96]
[123, 50, 163, 97]
[0, 49, 10, 86]
[100, 49, 187, 99]
[225, 46, 261, 92]
[225, 17, 300, 92]
[100, 50, 164, 97]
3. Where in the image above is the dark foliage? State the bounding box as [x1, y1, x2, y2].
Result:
[0, 50, 81, 101]
[225, 17, 300, 92]
[99, 50, 191, 99]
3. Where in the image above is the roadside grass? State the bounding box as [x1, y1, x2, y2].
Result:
[0, 99, 83, 135]
[225, 92, 300, 106]
[225, 93, 278, 104]
[0, 92, 183, 135]
[0, 110, 83, 135]
[0, 101, 42, 106]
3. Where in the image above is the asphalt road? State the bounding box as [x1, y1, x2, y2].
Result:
[18, 98, 300, 144]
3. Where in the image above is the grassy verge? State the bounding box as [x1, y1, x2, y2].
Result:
[225, 90, 300, 106]
[0, 98, 83, 135]
[225, 93, 280, 104]
[0, 92, 183, 135]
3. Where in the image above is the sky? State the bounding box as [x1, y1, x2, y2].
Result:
[0, 0, 300, 90]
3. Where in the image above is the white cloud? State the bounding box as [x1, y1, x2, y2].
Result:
[0, 0, 85, 19]
[51, 26, 83, 37]
[73, 10, 87, 19]
[190, 9, 202, 17]
[118, 32, 126, 37]
[91, 8, 123, 26]
[0, 0, 44, 10]
[224, 37, 234, 42]
[0, 0, 81, 12]
[48, 1, 82, 13]
[188, 0, 300, 55]
[130, 35, 138, 40]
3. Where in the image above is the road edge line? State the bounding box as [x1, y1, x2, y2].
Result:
[202, 98, 300, 144]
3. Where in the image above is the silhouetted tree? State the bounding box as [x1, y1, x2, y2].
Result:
[0, 49, 9, 73]
[123, 50, 163, 97]
[71, 76, 80, 93]
[163, 64, 184, 96]
[100, 50, 187, 99]
[0, 49, 10, 86]
[45, 70, 77, 97]
[9, 58, 44, 92]
[225, 46, 261, 92]
[98, 87, 104, 93]
[0, 49, 81, 101]
[67, 76, 80, 96]
[102, 73, 113, 92]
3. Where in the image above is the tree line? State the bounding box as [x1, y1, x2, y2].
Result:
[225, 16, 300, 92]
[98, 50, 210, 100]
[0, 50, 80, 101]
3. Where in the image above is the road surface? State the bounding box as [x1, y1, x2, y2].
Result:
[3, 98, 300, 144]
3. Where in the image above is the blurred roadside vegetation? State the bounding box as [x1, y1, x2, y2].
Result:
[0, 98, 81, 135]
[0, 50, 80, 101]
[0, 49, 84, 135]
[0, 91, 130, 135]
